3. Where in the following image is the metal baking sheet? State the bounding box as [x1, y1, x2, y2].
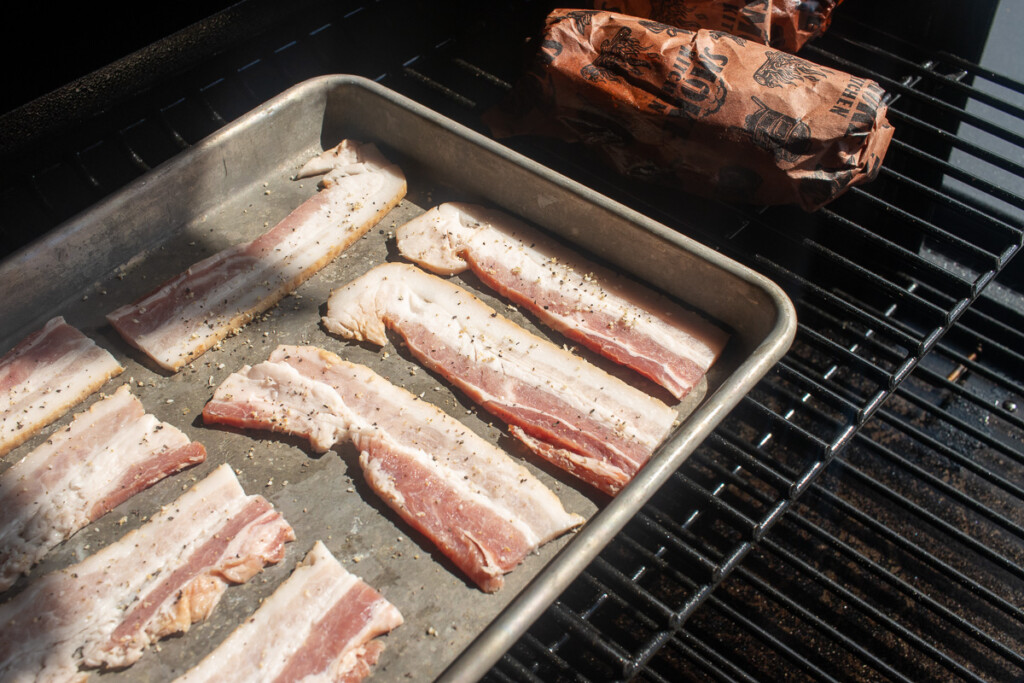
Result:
[0, 76, 796, 681]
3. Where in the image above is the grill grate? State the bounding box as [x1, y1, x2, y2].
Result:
[650, 288, 1024, 681]
[476, 5, 1024, 680]
[0, 2, 1022, 680]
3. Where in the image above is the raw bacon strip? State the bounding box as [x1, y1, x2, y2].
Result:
[322, 264, 677, 496]
[0, 384, 207, 592]
[173, 540, 402, 683]
[0, 316, 123, 457]
[397, 203, 729, 400]
[107, 140, 407, 372]
[203, 345, 583, 591]
[0, 464, 294, 681]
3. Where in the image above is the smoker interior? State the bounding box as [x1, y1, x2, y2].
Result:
[2, 1, 1022, 680]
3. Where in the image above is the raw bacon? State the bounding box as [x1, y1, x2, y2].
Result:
[322, 264, 677, 495]
[0, 384, 207, 592]
[173, 540, 402, 683]
[106, 140, 407, 372]
[0, 316, 123, 458]
[396, 203, 729, 400]
[0, 464, 294, 681]
[203, 345, 583, 591]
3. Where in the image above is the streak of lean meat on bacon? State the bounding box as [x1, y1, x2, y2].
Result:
[106, 140, 407, 372]
[0, 384, 207, 593]
[203, 345, 583, 591]
[0, 316, 123, 458]
[322, 263, 678, 496]
[173, 541, 402, 683]
[0, 464, 294, 682]
[396, 202, 729, 400]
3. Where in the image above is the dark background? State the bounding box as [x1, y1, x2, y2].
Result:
[1, 4, 238, 114]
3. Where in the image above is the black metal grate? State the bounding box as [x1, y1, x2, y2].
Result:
[477, 5, 1024, 681]
[1, 2, 1022, 680]
[643, 286, 1024, 682]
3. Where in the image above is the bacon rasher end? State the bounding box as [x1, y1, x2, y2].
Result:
[0, 316, 123, 458]
[106, 140, 406, 372]
[0, 464, 294, 681]
[0, 383, 207, 592]
[173, 541, 402, 683]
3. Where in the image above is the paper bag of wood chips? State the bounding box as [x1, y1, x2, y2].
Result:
[485, 9, 893, 211]
[592, 0, 846, 53]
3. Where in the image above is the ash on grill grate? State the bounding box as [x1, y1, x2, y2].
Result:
[655, 290, 1024, 682]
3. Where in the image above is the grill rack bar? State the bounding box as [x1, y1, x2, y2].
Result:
[865, 412, 1024, 528]
[805, 481, 1024, 628]
[827, 32, 1024, 121]
[888, 138, 1024, 211]
[704, 421, 1024, 643]
[635, 295, 1024, 681]
[802, 44, 1024, 156]
[877, 165, 1021, 241]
